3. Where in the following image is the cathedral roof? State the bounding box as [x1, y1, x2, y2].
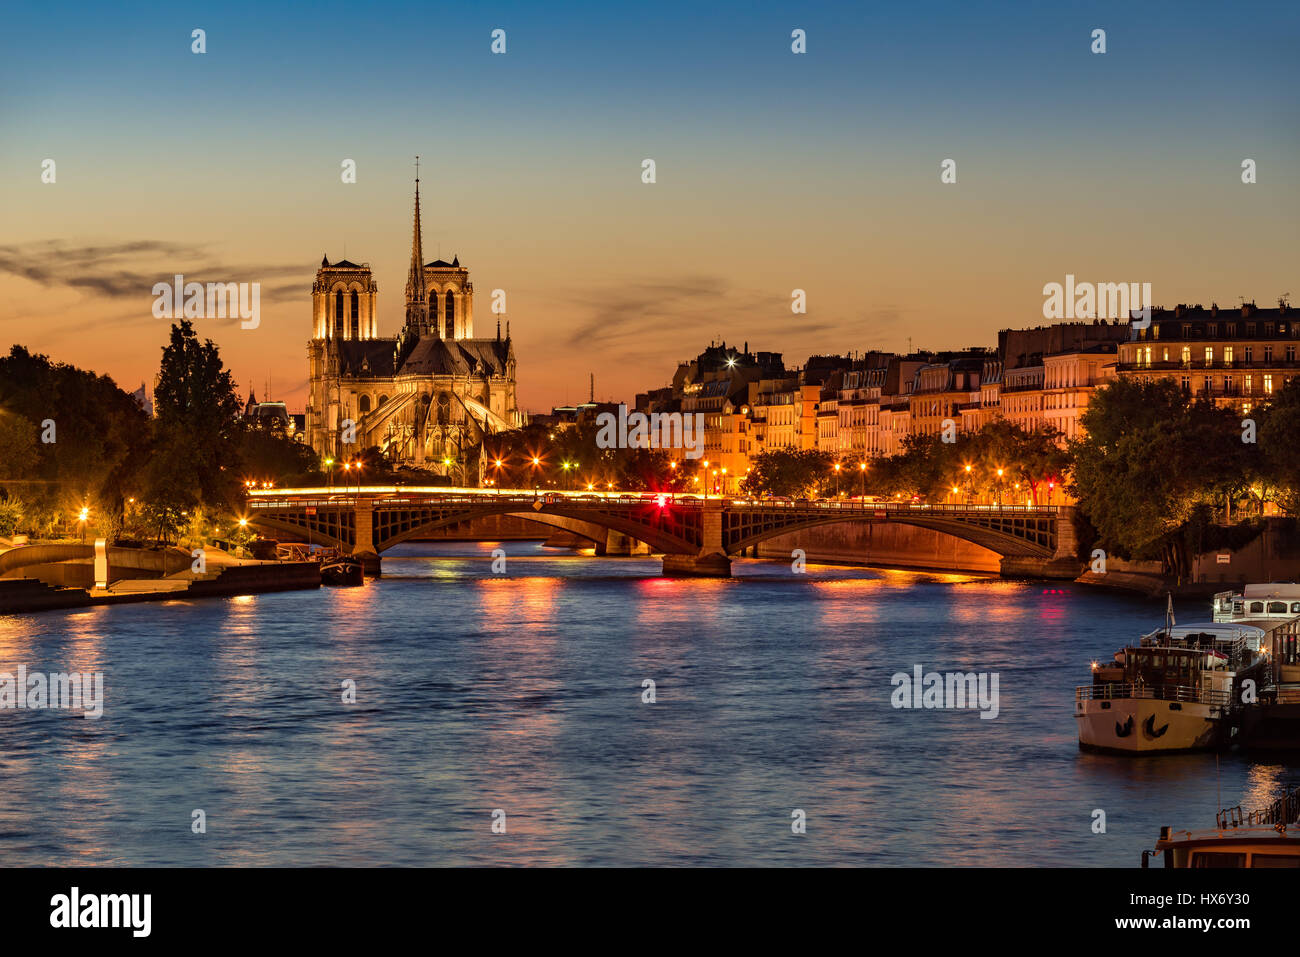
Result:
[398, 338, 513, 378]
[321, 256, 367, 270]
[424, 258, 462, 269]
[335, 339, 399, 377]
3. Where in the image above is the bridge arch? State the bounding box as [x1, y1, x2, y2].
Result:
[371, 503, 698, 555]
[723, 510, 1055, 558]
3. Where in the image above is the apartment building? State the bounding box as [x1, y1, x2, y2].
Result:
[1118, 301, 1299, 415]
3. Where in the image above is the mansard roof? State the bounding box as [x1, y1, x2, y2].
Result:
[398, 337, 513, 378]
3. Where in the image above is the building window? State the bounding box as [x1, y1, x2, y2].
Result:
[1204, 346, 1213, 366]
[1264, 345, 1273, 363]
[1288, 346, 1297, 362]
[1246, 374, 1254, 393]
[1245, 347, 1254, 363]
[445, 291, 455, 338]
[358, 394, 371, 414]
[350, 290, 359, 338]
[1181, 346, 1191, 366]
[334, 290, 344, 338]
[1265, 374, 1274, 394]
[1224, 346, 1234, 364]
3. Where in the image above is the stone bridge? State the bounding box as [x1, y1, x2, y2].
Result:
[246, 487, 1081, 578]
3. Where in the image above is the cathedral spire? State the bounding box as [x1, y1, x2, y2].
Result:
[404, 157, 429, 332]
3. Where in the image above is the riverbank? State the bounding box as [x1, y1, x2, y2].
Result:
[0, 547, 320, 615]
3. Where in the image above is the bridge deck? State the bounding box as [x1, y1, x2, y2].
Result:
[246, 488, 1066, 559]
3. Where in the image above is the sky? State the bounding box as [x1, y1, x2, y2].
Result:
[2, 0, 1297, 412]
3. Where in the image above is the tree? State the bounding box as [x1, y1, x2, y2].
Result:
[1069, 378, 1258, 578]
[1258, 376, 1300, 515]
[0, 345, 150, 537]
[0, 497, 23, 537]
[0, 413, 38, 479]
[741, 449, 835, 498]
[148, 321, 243, 520]
[238, 428, 320, 487]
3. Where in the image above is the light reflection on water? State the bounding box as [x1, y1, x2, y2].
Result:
[0, 539, 1297, 866]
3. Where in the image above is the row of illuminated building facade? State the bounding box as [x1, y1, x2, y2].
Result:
[622, 301, 1295, 494]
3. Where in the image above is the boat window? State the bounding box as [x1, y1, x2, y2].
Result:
[1269, 602, 1288, 614]
[1234, 601, 1244, 614]
[1192, 852, 1247, 867]
[1250, 854, 1300, 868]
[1292, 603, 1300, 614]
[1250, 602, 1266, 613]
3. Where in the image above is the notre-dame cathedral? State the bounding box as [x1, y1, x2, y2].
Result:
[305, 174, 522, 484]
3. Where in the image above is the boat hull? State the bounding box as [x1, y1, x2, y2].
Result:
[1076, 699, 1226, 754]
[320, 560, 365, 587]
[1239, 702, 1300, 751]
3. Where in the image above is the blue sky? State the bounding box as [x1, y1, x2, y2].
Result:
[2, 0, 1297, 408]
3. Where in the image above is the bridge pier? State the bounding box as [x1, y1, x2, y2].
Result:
[661, 506, 730, 577]
[661, 552, 732, 577]
[999, 506, 1081, 580]
[351, 500, 382, 577]
[998, 555, 1081, 580]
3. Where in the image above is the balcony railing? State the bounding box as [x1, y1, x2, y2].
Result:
[1117, 359, 1299, 372]
[1075, 683, 1231, 707]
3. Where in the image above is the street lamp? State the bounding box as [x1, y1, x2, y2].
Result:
[77, 506, 89, 543]
[834, 462, 842, 499]
[859, 461, 867, 502]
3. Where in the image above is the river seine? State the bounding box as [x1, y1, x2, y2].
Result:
[2, 542, 1296, 866]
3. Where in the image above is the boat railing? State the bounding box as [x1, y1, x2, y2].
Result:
[274, 543, 336, 563]
[1217, 785, 1300, 830]
[1075, 683, 1232, 707]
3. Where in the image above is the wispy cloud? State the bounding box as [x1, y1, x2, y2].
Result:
[0, 239, 308, 304]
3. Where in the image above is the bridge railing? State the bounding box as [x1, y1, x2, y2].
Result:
[246, 488, 1061, 515]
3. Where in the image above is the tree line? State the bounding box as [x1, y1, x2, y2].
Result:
[0, 321, 317, 543]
